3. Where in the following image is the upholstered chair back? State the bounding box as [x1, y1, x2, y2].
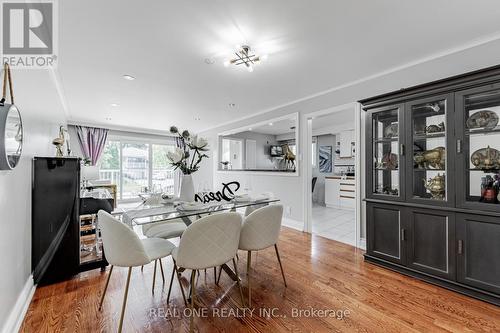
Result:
[98, 210, 150, 267]
[244, 203, 268, 216]
[239, 204, 284, 251]
[175, 212, 242, 270]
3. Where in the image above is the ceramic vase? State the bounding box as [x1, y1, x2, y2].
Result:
[179, 174, 195, 202]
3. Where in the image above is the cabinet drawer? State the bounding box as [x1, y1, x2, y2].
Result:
[340, 196, 355, 209]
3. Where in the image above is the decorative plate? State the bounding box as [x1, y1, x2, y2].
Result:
[471, 146, 500, 170]
[384, 123, 398, 138]
[466, 110, 499, 130]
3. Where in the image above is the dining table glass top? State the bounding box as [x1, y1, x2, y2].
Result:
[122, 198, 280, 226]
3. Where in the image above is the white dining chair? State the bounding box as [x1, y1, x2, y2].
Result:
[238, 204, 286, 306]
[97, 211, 176, 333]
[140, 219, 187, 279]
[167, 212, 244, 332]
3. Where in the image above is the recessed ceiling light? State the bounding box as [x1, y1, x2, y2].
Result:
[122, 74, 135, 81]
[204, 58, 215, 65]
[111, 103, 119, 107]
[229, 103, 236, 108]
[248, 128, 253, 131]
[269, 122, 273, 126]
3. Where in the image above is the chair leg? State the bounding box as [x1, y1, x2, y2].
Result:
[99, 265, 113, 310]
[152, 260, 157, 294]
[173, 260, 188, 306]
[274, 244, 287, 287]
[216, 266, 222, 285]
[118, 267, 132, 333]
[190, 270, 196, 333]
[232, 258, 245, 307]
[213, 267, 217, 282]
[159, 258, 165, 283]
[167, 262, 176, 304]
[247, 251, 252, 307]
[141, 265, 144, 272]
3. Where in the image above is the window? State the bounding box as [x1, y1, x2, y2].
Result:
[152, 144, 176, 195]
[99, 139, 176, 201]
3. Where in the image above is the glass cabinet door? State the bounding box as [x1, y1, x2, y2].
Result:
[456, 85, 500, 212]
[406, 94, 454, 206]
[368, 104, 404, 200]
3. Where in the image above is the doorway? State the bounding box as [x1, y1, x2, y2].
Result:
[303, 103, 362, 248]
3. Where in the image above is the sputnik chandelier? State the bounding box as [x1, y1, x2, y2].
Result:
[223, 45, 268, 72]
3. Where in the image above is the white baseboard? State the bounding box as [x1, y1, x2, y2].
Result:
[1, 275, 36, 333]
[358, 237, 366, 250]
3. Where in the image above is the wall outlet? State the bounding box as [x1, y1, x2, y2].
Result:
[285, 206, 292, 216]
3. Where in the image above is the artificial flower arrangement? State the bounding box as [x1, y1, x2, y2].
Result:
[167, 126, 209, 174]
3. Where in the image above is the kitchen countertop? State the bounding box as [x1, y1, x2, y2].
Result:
[325, 175, 355, 180]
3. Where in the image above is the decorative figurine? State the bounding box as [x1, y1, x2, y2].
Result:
[414, 146, 446, 169]
[423, 173, 446, 200]
[426, 122, 445, 134]
[52, 126, 66, 157]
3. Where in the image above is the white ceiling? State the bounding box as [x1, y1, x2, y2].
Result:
[57, 0, 500, 134]
[248, 117, 296, 136]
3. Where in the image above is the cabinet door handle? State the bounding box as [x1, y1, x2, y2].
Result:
[457, 139, 462, 154]
[401, 228, 406, 241]
[400, 144, 405, 156]
[457, 240, 463, 255]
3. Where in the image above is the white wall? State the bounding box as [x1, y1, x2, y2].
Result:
[0, 70, 67, 332]
[198, 38, 500, 232]
[221, 131, 278, 170]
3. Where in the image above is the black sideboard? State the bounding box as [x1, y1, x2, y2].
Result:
[360, 65, 500, 306]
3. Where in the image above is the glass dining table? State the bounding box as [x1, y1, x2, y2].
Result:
[120, 197, 280, 281]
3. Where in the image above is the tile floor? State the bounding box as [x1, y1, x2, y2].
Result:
[282, 204, 356, 246]
[311, 204, 356, 246]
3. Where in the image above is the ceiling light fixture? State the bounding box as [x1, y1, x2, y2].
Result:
[224, 45, 267, 72]
[269, 122, 273, 126]
[111, 103, 119, 107]
[122, 74, 135, 81]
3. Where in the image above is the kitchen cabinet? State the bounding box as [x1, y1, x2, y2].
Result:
[325, 177, 355, 209]
[325, 178, 340, 207]
[339, 130, 354, 158]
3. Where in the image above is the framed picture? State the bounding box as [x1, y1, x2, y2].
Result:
[319, 145, 332, 173]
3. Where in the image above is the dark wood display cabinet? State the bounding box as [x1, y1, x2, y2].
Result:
[361, 65, 500, 306]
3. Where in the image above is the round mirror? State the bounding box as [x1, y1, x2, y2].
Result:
[0, 104, 23, 169]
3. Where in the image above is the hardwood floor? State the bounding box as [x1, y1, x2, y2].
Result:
[21, 227, 500, 332]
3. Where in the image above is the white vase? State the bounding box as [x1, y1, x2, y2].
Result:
[179, 174, 195, 202]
